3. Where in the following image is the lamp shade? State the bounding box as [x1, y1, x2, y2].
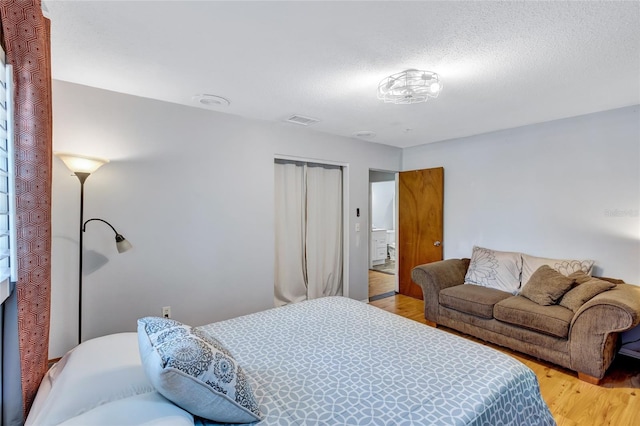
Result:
[115, 234, 133, 253]
[55, 152, 109, 174]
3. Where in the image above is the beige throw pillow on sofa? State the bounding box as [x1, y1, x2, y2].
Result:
[464, 246, 523, 294]
[567, 270, 592, 285]
[520, 265, 575, 306]
[559, 275, 616, 312]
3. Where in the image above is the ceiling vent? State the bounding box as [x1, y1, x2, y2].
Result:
[353, 131, 376, 139]
[285, 114, 320, 126]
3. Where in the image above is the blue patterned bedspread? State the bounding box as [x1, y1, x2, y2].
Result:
[197, 297, 555, 425]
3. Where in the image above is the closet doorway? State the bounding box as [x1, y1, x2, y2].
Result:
[274, 158, 347, 306]
[368, 170, 398, 301]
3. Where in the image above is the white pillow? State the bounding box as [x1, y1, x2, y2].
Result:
[137, 317, 262, 424]
[26, 333, 156, 426]
[521, 253, 594, 287]
[57, 392, 194, 426]
[464, 246, 523, 294]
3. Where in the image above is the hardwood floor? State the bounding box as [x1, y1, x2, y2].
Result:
[370, 293, 640, 426]
[368, 269, 396, 298]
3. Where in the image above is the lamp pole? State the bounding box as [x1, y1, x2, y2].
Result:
[75, 172, 90, 344]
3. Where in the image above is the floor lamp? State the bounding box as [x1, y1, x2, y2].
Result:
[55, 153, 133, 344]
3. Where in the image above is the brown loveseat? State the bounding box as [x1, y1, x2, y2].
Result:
[411, 258, 640, 384]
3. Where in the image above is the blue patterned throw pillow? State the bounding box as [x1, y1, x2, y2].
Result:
[137, 317, 262, 423]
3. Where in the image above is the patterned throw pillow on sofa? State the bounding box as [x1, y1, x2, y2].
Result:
[521, 253, 594, 287]
[464, 246, 523, 294]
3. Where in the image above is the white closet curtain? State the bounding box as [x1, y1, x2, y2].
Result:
[274, 161, 343, 306]
[274, 163, 307, 305]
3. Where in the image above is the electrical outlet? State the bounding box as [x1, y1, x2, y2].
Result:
[162, 306, 171, 319]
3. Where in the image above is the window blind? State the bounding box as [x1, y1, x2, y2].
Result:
[0, 46, 16, 305]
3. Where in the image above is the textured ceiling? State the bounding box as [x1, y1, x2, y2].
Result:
[45, 1, 640, 148]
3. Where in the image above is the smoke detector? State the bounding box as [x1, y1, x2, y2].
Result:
[193, 94, 231, 107]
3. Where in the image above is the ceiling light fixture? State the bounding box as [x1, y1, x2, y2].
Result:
[377, 69, 442, 104]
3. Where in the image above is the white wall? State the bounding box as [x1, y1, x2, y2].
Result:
[50, 79, 639, 358]
[51, 80, 402, 358]
[403, 105, 640, 284]
[371, 181, 395, 230]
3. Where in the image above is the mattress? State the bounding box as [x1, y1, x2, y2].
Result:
[197, 296, 555, 425]
[27, 297, 555, 425]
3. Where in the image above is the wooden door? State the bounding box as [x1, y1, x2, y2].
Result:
[398, 167, 444, 299]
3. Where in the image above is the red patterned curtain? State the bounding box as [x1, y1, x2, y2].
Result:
[0, 0, 52, 420]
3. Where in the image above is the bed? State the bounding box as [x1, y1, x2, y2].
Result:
[27, 297, 555, 425]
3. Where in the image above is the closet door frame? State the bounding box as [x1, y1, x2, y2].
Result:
[274, 154, 349, 299]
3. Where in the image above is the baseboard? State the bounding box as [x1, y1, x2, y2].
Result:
[368, 291, 397, 302]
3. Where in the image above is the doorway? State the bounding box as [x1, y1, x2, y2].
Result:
[368, 167, 445, 302]
[368, 170, 397, 301]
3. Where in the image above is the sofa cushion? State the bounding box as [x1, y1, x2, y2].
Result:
[559, 277, 616, 312]
[440, 285, 512, 319]
[494, 296, 574, 338]
[520, 265, 575, 306]
[521, 253, 594, 287]
[464, 246, 523, 294]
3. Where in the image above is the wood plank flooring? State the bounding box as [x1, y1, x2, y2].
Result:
[368, 269, 396, 298]
[369, 293, 640, 426]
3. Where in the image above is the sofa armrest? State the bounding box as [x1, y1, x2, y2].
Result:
[411, 258, 470, 323]
[569, 283, 640, 379]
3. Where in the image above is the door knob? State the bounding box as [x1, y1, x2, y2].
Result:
[434, 241, 441, 247]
